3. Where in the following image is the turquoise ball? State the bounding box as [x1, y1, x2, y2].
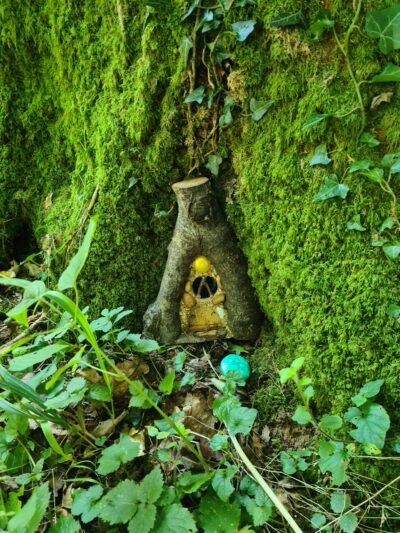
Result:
[220, 354, 250, 381]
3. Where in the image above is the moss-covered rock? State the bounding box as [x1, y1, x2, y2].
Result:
[1, 0, 400, 415]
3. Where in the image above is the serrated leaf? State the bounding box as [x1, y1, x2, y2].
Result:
[346, 214, 366, 232]
[348, 160, 372, 173]
[8, 482, 50, 533]
[213, 395, 241, 419]
[339, 512, 358, 533]
[211, 465, 238, 502]
[241, 494, 272, 527]
[302, 113, 331, 131]
[330, 492, 350, 513]
[269, 11, 306, 28]
[159, 370, 175, 394]
[223, 405, 257, 435]
[232, 20, 256, 41]
[153, 503, 197, 533]
[280, 451, 297, 474]
[250, 98, 273, 121]
[318, 441, 348, 486]
[48, 515, 80, 533]
[365, 5, 400, 54]
[97, 480, 139, 524]
[313, 174, 349, 201]
[360, 131, 380, 147]
[292, 405, 312, 425]
[139, 466, 164, 504]
[72, 485, 103, 523]
[349, 402, 390, 449]
[198, 491, 240, 533]
[128, 504, 156, 533]
[184, 86, 205, 104]
[97, 433, 140, 475]
[383, 241, 400, 260]
[308, 9, 334, 40]
[387, 303, 400, 318]
[311, 513, 327, 529]
[310, 144, 331, 166]
[58, 216, 97, 291]
[319, 415, 343, 431]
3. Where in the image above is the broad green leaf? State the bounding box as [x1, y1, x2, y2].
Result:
[176, 471, 214, 494]
[383, 241, 400, 260]
[128, 504, 156, 533]
[198, 491, 240, 533]
[381, 152, 400, 167]
[213, 395, 241, 419]
[308, 9, 334, 40]
[291, 356, 305, 371]
[71, 485, 103, 523]
[387, 303, 400, 318]
[8, 482, 50, 533]
[223, 405, 257, 435]
[269, 11, 306, 28]
[346, 214, 366, 232]
[173, 351, 186, 372]
[371, 62, 400, 82]
[313, 174, 349, 201]
[358, 167, 384, 183]
[48, 515, 80, 533]
[348, 160, 372, 173]
[280, 452, 297, 475]
[330, 492, 350, 513]
[360, 131, 380, 147]
[392, 435, 400, 453]
[279, 366, 296, 384]
[6, 298, 37, 327]
[380, 217, 395, 232]
[159, 370, 175, 394]
[153, 503, 197, 533]
[319, 415, 343, 431]
[180, 36, 193, 69]
[205, 154, 223, 176]
[97, 433, 140, 475]
[45, 377, 87, 409]
[365, 5, 400, 54]
[232, 20, 256, 41]
[9, 342, 71, 372]
[358, 380, 384, 399]
[184, 86, 205, 104]
[304, 385, 314, 401]
[339, 512, 358, 533]
[292, 405, 312, 425]
[302, 113, 331, 131]
[212, 42, 230, 63]
[311, 513, 327, 529]
[349, 402, 390, 449]
[310, 144, 331, 166]
[250, 98, 273, 121]
[210, 433, 229, 451]
[371, 236, 388, 247]
[125, 335, 159, 352]
[211, 465, 238, 502]
[318, 441, 348, 486]
[241, 494, 272, 526]
[181, 0, 200, 21]
[280, 450, 310, 475]
[58, 216, 97, 291]
[139, 466, 164, 503]
[97, 480, 139, 524]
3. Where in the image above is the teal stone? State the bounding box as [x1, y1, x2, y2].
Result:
[220, 354, 250, 381]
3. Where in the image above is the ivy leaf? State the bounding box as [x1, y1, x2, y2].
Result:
[313, 174, 349, 202]
[319, 415, 343, 431]
[380, 217, 395, 232]
[181, 0, 200, 21]
[205, 154, 223, 176]
[383, 241, 400, 260]
[219, 96, 235, 127]
[250, 98, 273, 121]
[311, 513, 327, 529]
[348, 402, 390, 449]
[212, 42, 230, 63]
[223, 406, 257, 435]
[308, 9, 334, 40]
[96, 434, 140, 475]
[318, 441, 348, 486]
[339, 512, 358, 533]
[348, 160, 372, 173]
[358, 168, 384, 183]
[180, 36, 193, 69]
[365, 5, 400, 54]
[198, 491, 241, 533]
[8, 483, 50, 533]
[154, 503, 197, 533]
[330, 492, 350, 513]
[210, 433, 229, 451]
[211, 465, 238, 502]
[292, 405, 312, 425]
[310, 144, 331, 166]
[184, 86, 205, 104]
[346, 215, 366, 232]
[360, 131, 380, 147]
[232, 20, 256, 41]
[71, 485, 103, 523]
[128, 504, 156, 533]
[139, 466, 164, 503]
[381, 152, 400, 168]
[302, 113, 331, 131]
[269, 11, 306, 28]
[387, 303, 400, 318]
[97, 480, 139, 524]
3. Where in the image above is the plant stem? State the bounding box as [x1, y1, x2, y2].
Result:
[229, 432, 303, 533]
